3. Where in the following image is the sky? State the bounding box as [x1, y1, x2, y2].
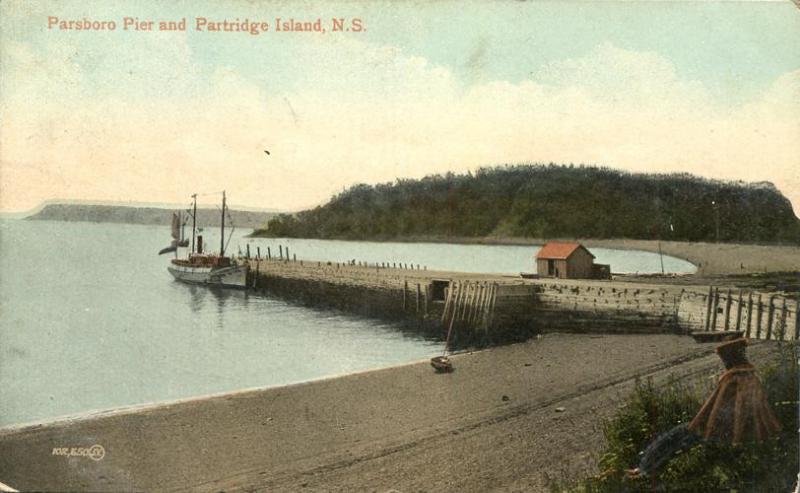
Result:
[1, 0, 799, 214]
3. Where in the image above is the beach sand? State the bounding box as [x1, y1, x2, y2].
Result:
[0, 333, 782, 492]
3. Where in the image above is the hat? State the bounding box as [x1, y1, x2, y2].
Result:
[715, 337, 748, 368]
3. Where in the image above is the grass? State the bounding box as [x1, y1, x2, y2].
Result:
[554, 343, 799, 492]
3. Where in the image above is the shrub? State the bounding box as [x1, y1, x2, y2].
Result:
[556, 343, 799, 492]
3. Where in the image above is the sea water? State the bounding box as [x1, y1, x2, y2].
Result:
[0, 219, 694, 427]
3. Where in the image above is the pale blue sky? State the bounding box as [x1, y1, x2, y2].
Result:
[7, 1, 798, 100]
[1, 1, 798, 212]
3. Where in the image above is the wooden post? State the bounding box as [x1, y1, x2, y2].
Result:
[458, 282, 469, 322]
[267, 247, 271, 259]
[755, 294, 763, 339]
[735, 290, 743, 331]
[441, 281, 454, 325]
[766, 295, 775, 340]
[472, 283, 484, 326]
[254, 261, 259, 289]
[486, 283, 498, 329]
[456, 282, 466, 322]
[446, 282, 458, 328]
[723, 288, 732, 331]
[279, 245, 283, 259]
[416, 283, 421, 315]
[795, 297, 800, 341]
[461, 282, 471, 325]
[480, 283, 491, 331]
[293, 253, 296, 262]
[746, 291, 753, 338]
[704, 286, 713, 331]
[286, 247, 290, 260]
[778, 297, 787, 341]
[710, 287, 719, 331]
[246, 244, 251, 259]
[467, 283, 479, 327]
[466, 282, 477, 324]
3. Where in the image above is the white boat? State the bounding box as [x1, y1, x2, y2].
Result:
[160, 191, 249, 288]
[167, 256, 248, 288]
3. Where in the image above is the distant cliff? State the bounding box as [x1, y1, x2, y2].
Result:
[26, 203, 277, 229]
[255, 164, 800, 244]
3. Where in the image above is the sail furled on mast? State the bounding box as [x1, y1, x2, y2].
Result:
[171, 212, 181, 240]
[159, 211, 188, 254]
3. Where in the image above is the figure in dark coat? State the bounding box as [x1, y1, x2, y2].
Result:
[628, 337, 780, 479]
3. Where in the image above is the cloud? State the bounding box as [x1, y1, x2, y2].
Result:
[1, 37, 798, 216]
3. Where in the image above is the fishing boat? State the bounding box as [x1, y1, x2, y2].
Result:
[159, 191, 248, 288]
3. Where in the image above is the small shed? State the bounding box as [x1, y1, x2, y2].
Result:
[536, 242, 602, 279]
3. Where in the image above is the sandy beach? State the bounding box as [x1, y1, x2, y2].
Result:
[0, 333, 782, 492]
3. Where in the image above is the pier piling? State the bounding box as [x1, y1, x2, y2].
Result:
[756, 294, 763, 339]
[766, 295, 775, 340]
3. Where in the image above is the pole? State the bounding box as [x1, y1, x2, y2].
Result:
[220, 190, 226, 256]
[191, 194, 197, 254]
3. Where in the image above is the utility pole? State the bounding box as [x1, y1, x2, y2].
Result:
[712, 200, 720, 243]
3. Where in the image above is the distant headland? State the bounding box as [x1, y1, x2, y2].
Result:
[24, 203, 278, 229]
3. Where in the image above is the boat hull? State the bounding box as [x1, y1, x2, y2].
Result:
[167, 263, 248, 288]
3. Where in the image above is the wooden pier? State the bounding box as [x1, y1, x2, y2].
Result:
[244, 256, 537, 345]
[241, 254, 800, 344]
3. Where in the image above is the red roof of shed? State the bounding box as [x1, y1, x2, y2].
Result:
[535, 242, 595, 260]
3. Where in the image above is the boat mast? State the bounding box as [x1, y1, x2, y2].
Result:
[220, 190, 226, 256]
[191, 194, 197, 254]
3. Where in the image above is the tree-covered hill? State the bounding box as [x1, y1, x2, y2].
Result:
[254, 164, 800, 244]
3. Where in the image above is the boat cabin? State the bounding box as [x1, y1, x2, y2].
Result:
[171, 255, 232, 268]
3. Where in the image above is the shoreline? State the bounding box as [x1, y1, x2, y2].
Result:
[2, 333, 780, 492]
[0, 353, 450, 435]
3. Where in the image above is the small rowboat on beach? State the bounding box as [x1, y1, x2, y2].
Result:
[430, 356, 453, 373]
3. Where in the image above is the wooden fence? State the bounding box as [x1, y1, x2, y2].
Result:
[702, 286, 799, 341]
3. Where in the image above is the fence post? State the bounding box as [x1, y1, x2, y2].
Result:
[735, 290, 743, 331]
[724, 288, 732, 330]
[755, 294, 763, 339]
[795, 297, 800, 341]
[778, 297, 787, 341]
[766, 295, 775, 340]
[710, 287, 720, 331]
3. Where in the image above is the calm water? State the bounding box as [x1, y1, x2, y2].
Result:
[244, 237, 697, 275]
[0, 220, 694, 427]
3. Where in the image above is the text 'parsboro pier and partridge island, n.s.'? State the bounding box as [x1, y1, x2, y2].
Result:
[46, 16, 365, 35]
